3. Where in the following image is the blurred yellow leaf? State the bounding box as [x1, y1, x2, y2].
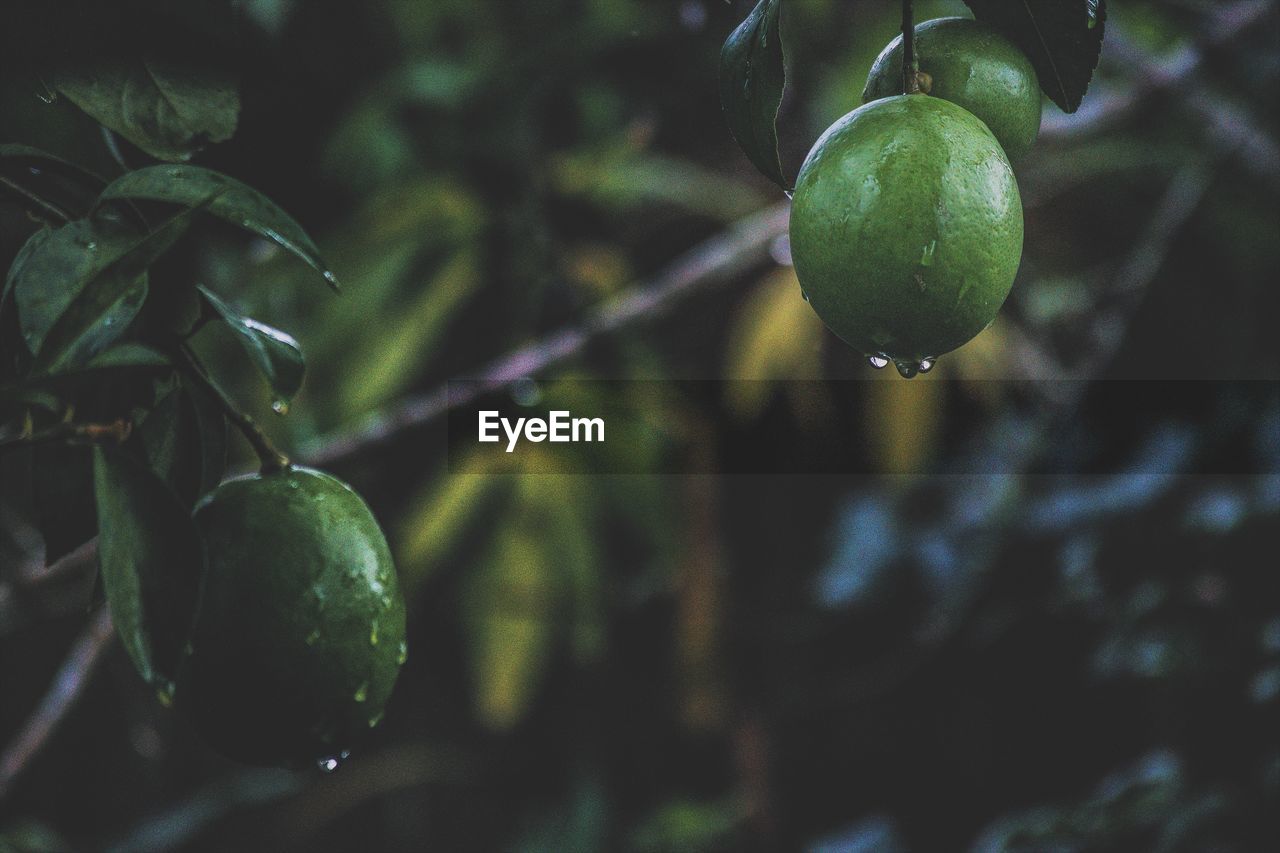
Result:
[862, 373, 945, 476]
[724, 266, 825, 421]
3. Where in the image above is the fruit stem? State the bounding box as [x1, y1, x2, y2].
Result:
[176, 345, 291, 474]
[901, 0, 920, 94]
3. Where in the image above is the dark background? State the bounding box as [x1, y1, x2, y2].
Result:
[2, 0, 1280, 850]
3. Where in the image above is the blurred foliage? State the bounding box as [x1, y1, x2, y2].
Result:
[3, 0, 1280, 851]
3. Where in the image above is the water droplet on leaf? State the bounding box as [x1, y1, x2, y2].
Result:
[353, 682, 369, 703]
[894, 360, 919, 379]
[917, 358, 936, 374]
[369, 619, 379, 646]
[867, 355, 889, 370]
[305, 628, 321, 646]
[397, 641, 408, 665]
[271, 399, 290, 415]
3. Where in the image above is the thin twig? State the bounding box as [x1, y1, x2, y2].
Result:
[0, 174, 73, 224]
[0, 607, 114, 801]
[0, 419, 132, 453]
[176, 345, 290, 473]
[307, 200, 791, 465]
[901, 0, 919, 94]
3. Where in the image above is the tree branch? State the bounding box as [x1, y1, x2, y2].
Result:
[307, 199, 791, 465]
[0, 419, 132, 453]
[0, 607, 114, 801]
[1039, 0, 1279, 191]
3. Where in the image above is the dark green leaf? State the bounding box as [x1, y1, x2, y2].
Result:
[15, 201, 212, 374]
[100, 166, 339, 288]
[719, 0, 789, 189]
[54, 58, 239, 161]
[86, 342, 171, 370]
[198, 285, 305, 405]
[8, 221, 149, 366]
[184, 379, 228, 499]
[129, 376, 224, 506]
[93, 446, 204, 691]
[962, 0, 1106, 113]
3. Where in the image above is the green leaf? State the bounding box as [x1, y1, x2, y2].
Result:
[54, 58, 239, 161]
[8, 220, 149, 367]
[129, 377, 226, 506]
[197, 285, 305, 406]
[184, 379, 228, 499]
[16, 203, 207, 373]
[464, 493, 565, 731]
[86, 342, 171, 370]
[719, 0, 789, 190]
[100, 166, 339, 288]
[93, 446, 205, 692]
[962, 0, 1106, 113]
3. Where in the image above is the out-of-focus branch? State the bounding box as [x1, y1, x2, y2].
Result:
[308, 199, 791, 465]
[0, 606, 114, 802]
[1042, 0, 1273, 139]
[1040, 1, 1279, 187]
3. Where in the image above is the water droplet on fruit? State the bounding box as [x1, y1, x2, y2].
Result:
[894, 360, 919, 379]
[271, 399, 290, 415]
[867, 355, 890, 370]
[305, 628, 321, 646]
[397, 641, 409, 665]
[920, 240, 936, 267]
[783, 189, 794, 200]
[353, 682, 369, 703]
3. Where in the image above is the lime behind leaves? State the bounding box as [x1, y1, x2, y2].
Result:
[863, 17, 1042, 162]
[176, 466, 406, 768]
[789, 95, 1023, 368]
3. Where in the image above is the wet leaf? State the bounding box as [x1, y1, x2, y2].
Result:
[719, 0, 790, 189]
[198, 285, 305, 406]
[93, 446, 204, 689]
[100, 166, 338, 288]
[54, 58, 238, 161]
[15, 203, 206, 373]
[962, 0, 1106, 113]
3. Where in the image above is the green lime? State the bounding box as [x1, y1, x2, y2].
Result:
[177, 466, 406, 767]
[863, 17, 1041, 161]
[789, 95, 1023, 368]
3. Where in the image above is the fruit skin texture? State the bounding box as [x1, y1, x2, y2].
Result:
[789, 95, 1023, 361]
[863, 17, 1041, 161]
[177, 466, 406, 766]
